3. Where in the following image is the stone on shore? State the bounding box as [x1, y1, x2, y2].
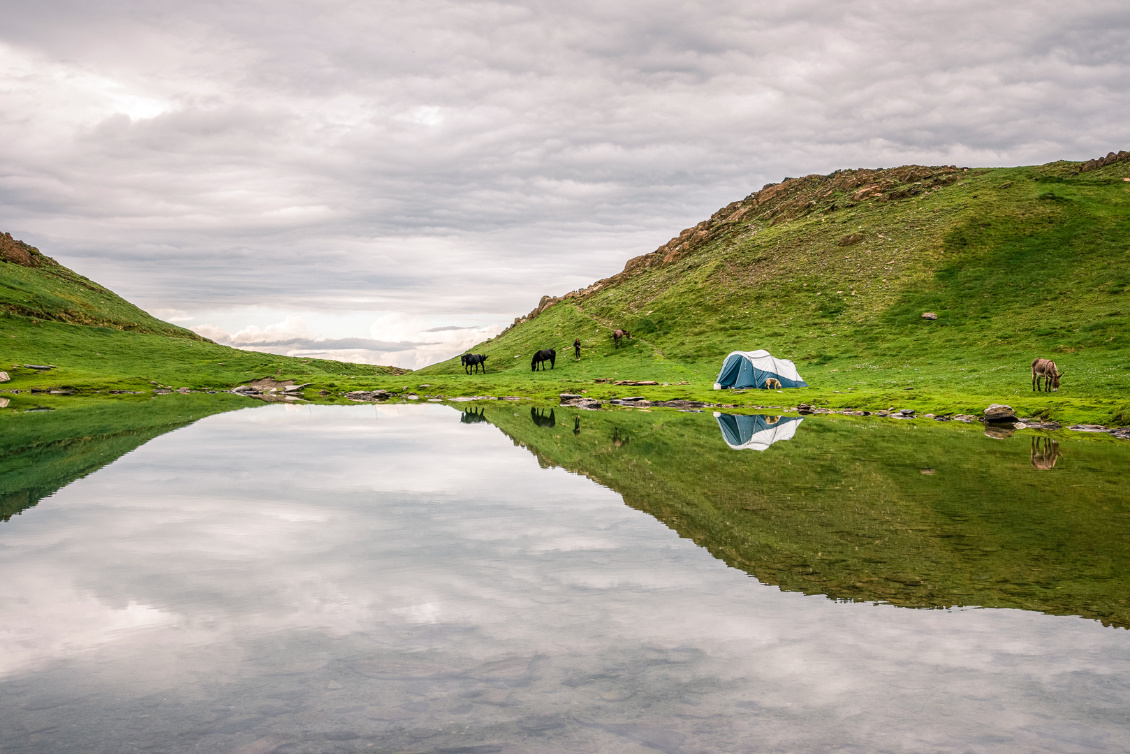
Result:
[921, 312, 938, 320]
[983, 404, 1018, 423]
[0, 371, 8, 382]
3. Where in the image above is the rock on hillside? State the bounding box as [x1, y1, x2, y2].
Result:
[0, 233, 57, 268]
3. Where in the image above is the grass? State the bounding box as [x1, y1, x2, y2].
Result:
[2, 158, 1128, 426]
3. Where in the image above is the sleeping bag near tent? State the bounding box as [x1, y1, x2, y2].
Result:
[712, 350, 807, 390]
[714, 413, 804, 451]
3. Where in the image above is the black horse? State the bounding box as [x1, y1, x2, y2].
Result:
[531, 407, 556, 428]
[462, 353, 488, 374]
[531, 348, 556, 371]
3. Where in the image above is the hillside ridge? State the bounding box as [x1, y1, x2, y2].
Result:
[512, 151, 1130, 330]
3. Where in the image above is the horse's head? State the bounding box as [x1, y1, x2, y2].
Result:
[1052, 368, 1064, 391]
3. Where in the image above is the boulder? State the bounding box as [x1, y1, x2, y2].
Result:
[1111, 427, 1130, 440]
[559, 393, 583, 401]
[0, 371, 7, 382]
[921, 312, 938, 320]
[0, 397, 8, 408]
[983, 404, 1018, 423]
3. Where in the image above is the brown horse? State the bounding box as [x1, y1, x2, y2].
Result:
[1031, 358, 1064, 392]
[1031, 437, 1060, 470]
[612, 329, 631, 348]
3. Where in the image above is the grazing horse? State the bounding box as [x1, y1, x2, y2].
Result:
[531, 348, 556, 371]
[463, 353, 488, 374]
[1030, 437, 1060, 470]
[1031, 358, 1064, 392]
[531, 407, 556, 428]
[612, 329, 631, 348]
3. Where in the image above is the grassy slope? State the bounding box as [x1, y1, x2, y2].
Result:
[0, 236, 406, 390]
[481, 404, 1130, 627]
[0, 394, 251, 522]
[415, 159, 1130, 425]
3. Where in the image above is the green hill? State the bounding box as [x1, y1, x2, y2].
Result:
[416, 154, 1130, 424]
[0, 233, 407, 392]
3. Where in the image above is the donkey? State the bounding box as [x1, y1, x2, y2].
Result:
[463, 353, 488, 374]
[1031, 358, 1064, 392]
[612, 329, 631, 348]
[531, 348, 556, 371]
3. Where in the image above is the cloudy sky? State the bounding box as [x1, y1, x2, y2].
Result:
[2, 1, 1127, 367]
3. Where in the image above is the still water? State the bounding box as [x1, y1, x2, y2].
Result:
[2, 401, 1130, 752]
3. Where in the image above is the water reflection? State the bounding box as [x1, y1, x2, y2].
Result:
[0, 394, 245, 523]
[530, 407, 556, 428]
[1031, 436, 1061, 470]
[460, 407, 488, 423]
[485, 405, 1130, 628]
[1, 402, 1129, 752]
[714, 412, 803, 451]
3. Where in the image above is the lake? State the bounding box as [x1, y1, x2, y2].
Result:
[2, 400, 1129, 752]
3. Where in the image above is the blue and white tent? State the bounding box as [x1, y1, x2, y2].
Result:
[712, 350, 807, 390]
[714, 413, 804, 451]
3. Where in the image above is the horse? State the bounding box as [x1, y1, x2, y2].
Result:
[531, 348, 556, 371]
[1031, 358, 1064, 392]
[1030, 436, 1060, 470]
[531, 407, 556, 428]
[463, 353, 488, 374]
[612, 329, 631, 348]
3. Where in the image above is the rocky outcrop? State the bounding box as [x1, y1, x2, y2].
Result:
[0, 233, 56, 268]
[1078, 150, 1129, 174]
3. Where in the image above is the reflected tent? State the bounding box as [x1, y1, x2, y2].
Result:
[714, 413, 804, 451]
[712, 350, 807, 390]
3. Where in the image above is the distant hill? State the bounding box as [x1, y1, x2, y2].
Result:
[418, 153, 1130, 420]
[0, 234, 407, 390]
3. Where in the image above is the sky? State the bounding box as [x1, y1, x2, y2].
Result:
[1, 0, 1128, 368]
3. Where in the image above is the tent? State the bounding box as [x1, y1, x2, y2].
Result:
[712, 350, 807, 390]
[714, 413, 804, 451]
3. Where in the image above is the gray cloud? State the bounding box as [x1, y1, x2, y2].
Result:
[1, 0, 1127, 362]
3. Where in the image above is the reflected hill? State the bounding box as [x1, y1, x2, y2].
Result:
[480, 406, 1130, 628]
[0, 395, 250, 522]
